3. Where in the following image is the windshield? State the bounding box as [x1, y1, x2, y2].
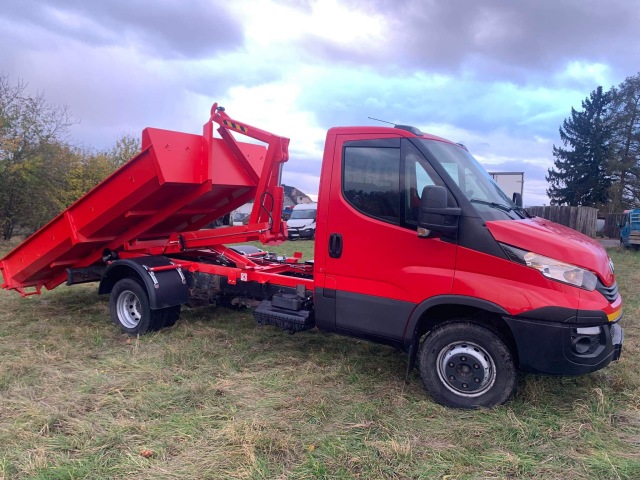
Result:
[290, 209, 316, 220]
[418, 139, 524, 220]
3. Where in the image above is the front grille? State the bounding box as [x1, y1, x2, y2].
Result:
[596, 279, 619, 303]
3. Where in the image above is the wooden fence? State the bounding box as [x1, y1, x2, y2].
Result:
[526, 206, 598, 237]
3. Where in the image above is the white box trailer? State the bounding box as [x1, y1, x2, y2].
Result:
[489, 172, 524, 204]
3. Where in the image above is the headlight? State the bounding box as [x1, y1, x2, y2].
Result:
[500, 244, 598, 291]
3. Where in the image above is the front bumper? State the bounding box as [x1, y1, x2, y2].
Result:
[287, 228, 315, 240]
[612, 322, 624, 361]
[504, 316, 623, 375]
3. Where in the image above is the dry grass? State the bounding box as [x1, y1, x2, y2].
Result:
[0, 241, 639, 479]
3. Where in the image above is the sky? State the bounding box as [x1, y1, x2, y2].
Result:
[1, 0, 639, 206]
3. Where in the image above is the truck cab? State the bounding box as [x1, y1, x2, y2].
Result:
[313, 126, 623, 408]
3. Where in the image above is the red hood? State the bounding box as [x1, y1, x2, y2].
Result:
[486, 217, 614, 285]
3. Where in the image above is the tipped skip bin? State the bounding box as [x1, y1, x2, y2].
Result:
[0, 127, 267, 294]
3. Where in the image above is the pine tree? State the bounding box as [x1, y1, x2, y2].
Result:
[546, 86, 613, 207]
[607, 73, 640, 212]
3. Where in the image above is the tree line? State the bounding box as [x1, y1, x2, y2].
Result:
[0, 75, 139, 240]
[547, 72, 640, 212]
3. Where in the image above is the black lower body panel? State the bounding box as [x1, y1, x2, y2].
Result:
[504, 316, 623, 375]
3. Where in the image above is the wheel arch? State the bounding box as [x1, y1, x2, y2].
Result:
[99, 263, 145, 294]
[404, 296, 519, 376]
[99, 257, 189, 309]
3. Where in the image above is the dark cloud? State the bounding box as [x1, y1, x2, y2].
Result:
[283, 155, 323, 175]
[0, 0, 250, 149]
[299, 0, 640, 81]
[1, 0, 635, 205]
[2, 0, 244, 58]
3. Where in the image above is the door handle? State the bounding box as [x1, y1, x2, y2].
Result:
[329, 233, 343, 258]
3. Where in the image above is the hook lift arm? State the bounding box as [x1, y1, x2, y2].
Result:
[162, 103, 291, 253]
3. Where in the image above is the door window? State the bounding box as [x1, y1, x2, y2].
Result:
[342, 140, 449, 228]
[343, 146, 401, 224]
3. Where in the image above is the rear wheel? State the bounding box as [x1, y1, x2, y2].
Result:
[109, 278, 180, 334]
[418, 321, 516, 408]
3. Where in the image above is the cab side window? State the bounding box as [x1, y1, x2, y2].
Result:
[343, 145, 401, 224]
[343, 139, 450, 228]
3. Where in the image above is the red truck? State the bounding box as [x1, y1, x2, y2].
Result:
[0, 104, 623, 408]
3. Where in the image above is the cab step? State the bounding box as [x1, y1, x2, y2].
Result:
[254, 293, 315, 333]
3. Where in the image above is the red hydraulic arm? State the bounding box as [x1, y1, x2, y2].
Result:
[159, 103, 290, 254]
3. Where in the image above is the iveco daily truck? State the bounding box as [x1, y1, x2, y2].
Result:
[0, 103, 623, 408]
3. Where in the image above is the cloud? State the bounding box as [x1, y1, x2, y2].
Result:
[301, 0, 640, 81]
[294, 66, 587, 140]
[1, 0, 638, 206]
[2, 0, 244, 58]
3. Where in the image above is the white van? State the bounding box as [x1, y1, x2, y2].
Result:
[286, 203, 317, 240]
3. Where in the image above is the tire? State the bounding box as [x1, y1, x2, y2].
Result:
[418, 321, 516, 409]
[109, 278, 174, 334]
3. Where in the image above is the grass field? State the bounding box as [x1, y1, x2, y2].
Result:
[0, 240, 639, 479]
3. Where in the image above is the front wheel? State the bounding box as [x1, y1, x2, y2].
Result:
[418, 321, 516, 408]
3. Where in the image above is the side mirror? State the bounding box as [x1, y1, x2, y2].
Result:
[418, 185, 462, 238]
[512, 192, 523, 207]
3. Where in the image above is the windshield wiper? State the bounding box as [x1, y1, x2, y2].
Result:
[515, 206, 531, 218]
[470, 199, 529, 219]
[469, 198, 513, 213]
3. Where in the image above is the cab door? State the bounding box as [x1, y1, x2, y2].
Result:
[320, 135, 458, 341]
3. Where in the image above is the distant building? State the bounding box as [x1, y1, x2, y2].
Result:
[282, 184, 312, 206]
